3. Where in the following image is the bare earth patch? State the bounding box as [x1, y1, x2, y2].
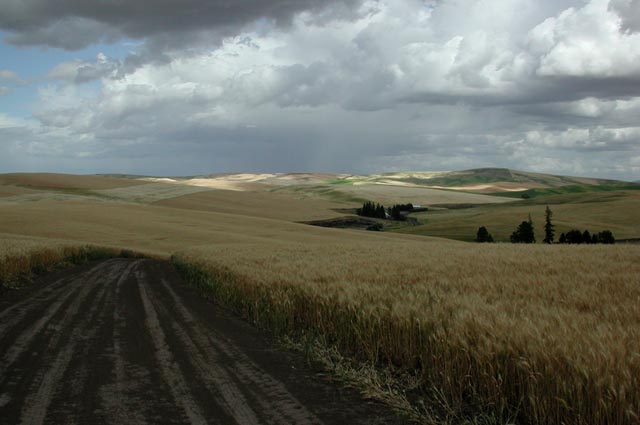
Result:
[0, 259, 406, 424]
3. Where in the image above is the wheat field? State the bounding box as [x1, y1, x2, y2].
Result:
[174, 242, 640, 424]
[2, 173, 639, 423]
[0, 233, 135, 290]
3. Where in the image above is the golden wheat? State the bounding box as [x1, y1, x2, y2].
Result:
[0, 234, 133, 289]
[174, 242, 640, 424]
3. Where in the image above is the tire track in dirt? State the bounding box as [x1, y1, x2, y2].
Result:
[15, 260, 123, 424]
[0, 261, 114, 340]
[137, 268, 210, 425]
[0, 262, 113, 375]
[104, 260, 148, 425]
[0, 259, 407, 425]
[152, 272, 322, 424]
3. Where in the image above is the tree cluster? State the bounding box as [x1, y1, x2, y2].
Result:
[474, 206, 617, 245]
[357, 201, 415, 221]
[388, 203, 414, 221]
[356, 201, 386, 219]
[559, 230, 615, 244]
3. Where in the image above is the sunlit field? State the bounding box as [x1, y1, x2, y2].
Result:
[174, 242, 640, 424]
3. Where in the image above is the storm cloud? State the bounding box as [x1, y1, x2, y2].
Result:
[0, 0, 639, 180]
[0, 0, 361, 49]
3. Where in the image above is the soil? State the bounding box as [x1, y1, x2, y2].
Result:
[0, 259, 408, 424]
[303, 216, 381, 229]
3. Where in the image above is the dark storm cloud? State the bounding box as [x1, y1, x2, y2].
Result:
[0, 0, 362, 50]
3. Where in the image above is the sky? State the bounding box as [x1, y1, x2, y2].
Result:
[0, 0, 639, 180]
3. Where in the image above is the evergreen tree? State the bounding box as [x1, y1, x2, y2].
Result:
[582, 229, 592, 244]
[559, 233, 566, 244]
[543, 205, 554, 244]
[510, 220, 535, 243]
[598, 230, 615, 244]
[476, 226, 494, 243]
[357, 201, 387, 219]
[565, 229, 583, 244]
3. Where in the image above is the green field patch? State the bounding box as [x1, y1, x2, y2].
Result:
[325, 179, 354, 185]
[492, 183, 640, 200]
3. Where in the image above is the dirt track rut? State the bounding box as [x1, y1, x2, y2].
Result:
[0, 259, 404, 424]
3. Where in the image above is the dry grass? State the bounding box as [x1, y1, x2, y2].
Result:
[98, 182, 212, 203]
[0, 200, 432, 257]
[174, 242, 640, 424]
[0, 173, 148, 190]
[0, 233, 136, 290]
[0, 185, 41, 198]
[276, 183, 515, 206]
[154, 188, 344, 221]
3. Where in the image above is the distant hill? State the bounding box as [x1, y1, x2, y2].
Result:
[384, 168, 621, 186]
[321, 168, 639, 194]
[8, 168, 636, 198]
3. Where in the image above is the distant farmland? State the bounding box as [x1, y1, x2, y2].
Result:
[1, 170, 639, 424]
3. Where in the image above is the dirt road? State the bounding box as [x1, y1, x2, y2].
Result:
[0, 259, 405, 424]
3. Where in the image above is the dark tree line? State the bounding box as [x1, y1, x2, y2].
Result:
[389, 203, 414, 221]
[357, 201, 414, 221]
[559, 230, 615, 244]
[475, 206, 615, 244]
[356, 201, 386, 219]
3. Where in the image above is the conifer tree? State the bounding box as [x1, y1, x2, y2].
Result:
[543, 205, 555, 244]
[476, 226, 494, 243]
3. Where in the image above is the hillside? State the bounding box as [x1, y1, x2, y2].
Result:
[126, 168, 639, 203]
[1, 170, 639, 424]
[2, 170, 637, 244]
[396, 189, 640, 242]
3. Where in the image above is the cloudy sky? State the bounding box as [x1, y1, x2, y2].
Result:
[0, 0, 639, 179]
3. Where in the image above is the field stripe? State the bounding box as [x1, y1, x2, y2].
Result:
[142, 271, 260, 425]
[137, 270, 209, 425]
[0, 261, 114, 378]
[0, 276, 70, 323]
[157, 275, 323, 425]
[0, 261, 113, 337]
[106, 260, 147, 425]
[18, 261, 116, 425]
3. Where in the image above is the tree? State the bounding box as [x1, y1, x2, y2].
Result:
[476, 226, 494, 243]
[510, 220, 535, 243]
[598, 230, 615, 244]
[543, 205, 554, 244]
[582, 229, 592, 244]
[559, 233, 567, 244]
[565, 229, 584, 244]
